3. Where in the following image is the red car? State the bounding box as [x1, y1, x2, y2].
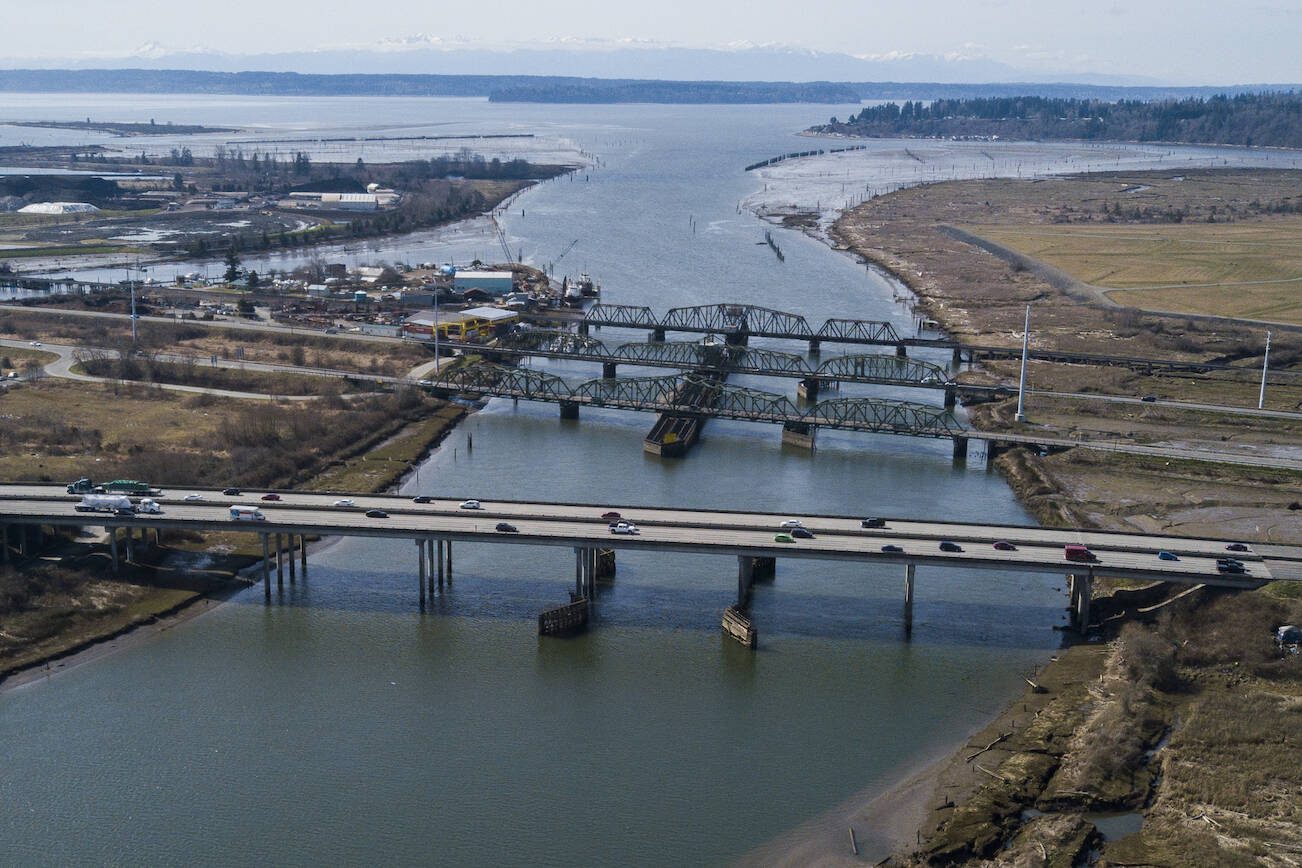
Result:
[601, 511, 621, 521]
[261, 493, 282, 502]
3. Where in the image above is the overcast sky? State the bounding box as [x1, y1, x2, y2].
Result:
[9, 0, 1302, 83]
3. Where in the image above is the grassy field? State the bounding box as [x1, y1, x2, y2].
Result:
[974, 218, 1302, 324]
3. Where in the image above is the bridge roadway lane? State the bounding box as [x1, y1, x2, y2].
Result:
[2, 486, 1290, 586]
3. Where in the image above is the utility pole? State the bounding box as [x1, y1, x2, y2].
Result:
[130, 260, 141, 344]
[1259, 330, 1272, 410]
[1014, 304, 1030, 423]
[433, 283, 440, 375]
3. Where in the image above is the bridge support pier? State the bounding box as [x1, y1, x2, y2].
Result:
[895, 344, 908, 358]
[595, 548, 616, 581]
[288, 536, 296, 584]
[578, 322, 589, 337]
[736, 555, 755, 608]
[299, 535, 308, 577]
[904, 563, 916, 634]
[952, 436, 969, 464]
[559, 401, 580, 420]
[437, 540, 445, 589]
[808, 338, 821, 354]
[797, 377, 821, 401]
[944, 385, 957, 410]
[1068, 573, 1093, 631]
[275, 533, 284, 588]
[418, 538, 427, 607]
[125, 528, 134, 564]
[750, 556, 776, 582]
[781, 421, 817, 450]
[261, 533, 271, 602]
[602, 362, 617, 379]
[650, 327, 666, 342]
[0, 524, 7, 565]
[445, 540, 453, 584]
[109, 528, 119, 574]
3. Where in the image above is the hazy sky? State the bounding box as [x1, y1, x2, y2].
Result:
[9, 0, 1302, 83]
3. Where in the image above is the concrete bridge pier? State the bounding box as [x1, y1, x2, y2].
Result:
[895, 344, 908, 358]
[125, 528, 135, 563]
[0, 524, 7, 565]
[594, 548, 616, 582]
[797, 377, 822, 401]
[750, 556, 776, 582]
[904, 563, 916, 634]
[808, 338, 821, 354]
[559, 401, 580, 420]
[275, 533, 284, 588]
[109, 528, 120, 574]
[445, 540, 453, 584]
[952, 436, 969, 464]
[1068, 573, 1094, 631]
[425, 539, 435, 595]
[261, 533, 271, 602]
[651, 327, 666, 342]
[288, 536, 297, 584]
[417, 538, 427, 607]
[944, 385, 957, 409]
[602, 362, 617, 379]
[725, 331, 749, 347]
[951, 346, 963, 367]
[781, 421, 817, 450]
[299, 535, 308, 578]
[736, 555, 755, 608]
[577, 322, 590, 336]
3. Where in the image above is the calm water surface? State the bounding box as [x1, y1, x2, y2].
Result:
[0, 94, 1232, 865]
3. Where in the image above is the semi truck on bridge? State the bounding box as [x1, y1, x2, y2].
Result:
[66, 478, 160, 496]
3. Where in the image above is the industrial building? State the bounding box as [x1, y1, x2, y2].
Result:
[452, 270, 514, 296]
[402, 306, 519, 341]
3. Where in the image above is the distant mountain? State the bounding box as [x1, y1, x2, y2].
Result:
[1, 43, 1163, 86]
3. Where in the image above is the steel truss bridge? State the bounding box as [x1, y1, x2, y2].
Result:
[427, 363, 966, 440]
[465, 330, 954, 391]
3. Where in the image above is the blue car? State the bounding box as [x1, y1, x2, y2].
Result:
[1157, 550, 1179, 561]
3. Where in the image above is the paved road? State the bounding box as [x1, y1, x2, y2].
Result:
[4, 484, 1295, 587]
[969, 430, 1302, 471]
[1026, 389, 1302, 421]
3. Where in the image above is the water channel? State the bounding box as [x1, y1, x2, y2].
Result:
[0, 95, 1284, 864]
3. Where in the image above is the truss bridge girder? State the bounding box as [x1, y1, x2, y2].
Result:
[813, 353, 951, 386]
[805, 398, 966, 438]
[582, 304, 659, 328]
[815, 319, 904, 344]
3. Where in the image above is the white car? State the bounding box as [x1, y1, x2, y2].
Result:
[779, 519, 805, 529]
[333, 499, 357, 508]
[459, 500, 482, 510]
[609, 522, 639, 535]
[29, 341, 41, 347]
[183, 493, 205, 502]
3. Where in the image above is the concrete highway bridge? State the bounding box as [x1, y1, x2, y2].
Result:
[2, 484, 1296, 645]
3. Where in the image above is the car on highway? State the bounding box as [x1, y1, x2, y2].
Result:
[412, 496, 433, 504]
[418, 379, 433, 387]
[1140, 395, 1158, 403]
[334, 499, 357, 508]
[183, 493, 205, 502]
[1216, 558, 1246, 574]
[221, 488, 242, 496]
[495, 522, 519, 533]
[1157, 550, 1180, 561]
[29, 340, 41, 347]
[365, 509, 389, 519]
[790, 527, 815, 539]
[774, 533, 795, 544]
[609, 522, 639, 535]
[261, 493, 281, 501]
[459, 500, 482, 510]
[1225, 542, 1250, 552]
[779, 519, 805, 529]
[1064, 544, 1097, 563]
[939, 541, 963, 553]
[601, 511, 622, 521]
[880, 544, 904, 553]
[993, 541, 1017, 551]
[860, 517, 886, 528]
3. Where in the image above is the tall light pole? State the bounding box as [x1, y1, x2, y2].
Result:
[432, 283, 440, 375]
[1014, 304, 1031, 423]
[1258, 330, 1272, 410]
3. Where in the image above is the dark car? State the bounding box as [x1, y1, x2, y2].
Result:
[939, 541, 963, 553]
[1225, 542, 1250, 552]
[993, 541, 1017, 551]
[1140, 395, 1158, 403]
[221, 487, 242, 496]
[791, 527, 815, 539]
[880, 544, 904, 553]
[412, 495, 433, 504]
[861, 517, 886, 528]
[1216, 557, 1246, 574]
[261, 493, 281, 502]
[601, 511, 622, 521]
[495, 522, 519, 533]
[365, 509, 389, 519]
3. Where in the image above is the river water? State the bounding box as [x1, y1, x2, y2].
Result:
[0, 95, 1283, 865]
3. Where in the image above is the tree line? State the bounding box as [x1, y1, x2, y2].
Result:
[814, 92, 1302, 149]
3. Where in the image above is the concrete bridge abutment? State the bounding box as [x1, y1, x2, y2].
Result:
[781, 421, 817, 450]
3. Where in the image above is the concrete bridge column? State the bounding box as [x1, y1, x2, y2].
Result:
[895, 344, 908, 358]
[559, 401, 580, 420]
[952, 436, 969, 464]
[426, 539, 435, 595]
[275, 533, 284, 588]
[594, 548, 616, 581]
[575, 548, 584, 597]
[445, 540, 453, 584]
[797, 377, 821, 401]
[437, 540, 445, 589]
[951, 346, 963, 368]
[417, 538, 427, 607]
[125, 528, 134, 563]
[1070, 573, 1093, 631]
[904, 563, 916, 634]
[750, 556, 776, 582]
[288, 536, 297, 584]
[651, 327, 666, 342]
[109, 528, 119, 574]
[261, 533, 271, 602]
[602, 362, 617, 379]
[1, 525, 8, 565]
[944, 385, 957, 409]
[18, 525, 29, 558]
[299, 535, 308, 577]
[577, 322, 590, 336]
[736, 555, 755, 609]
[808, 338, 821, 354]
